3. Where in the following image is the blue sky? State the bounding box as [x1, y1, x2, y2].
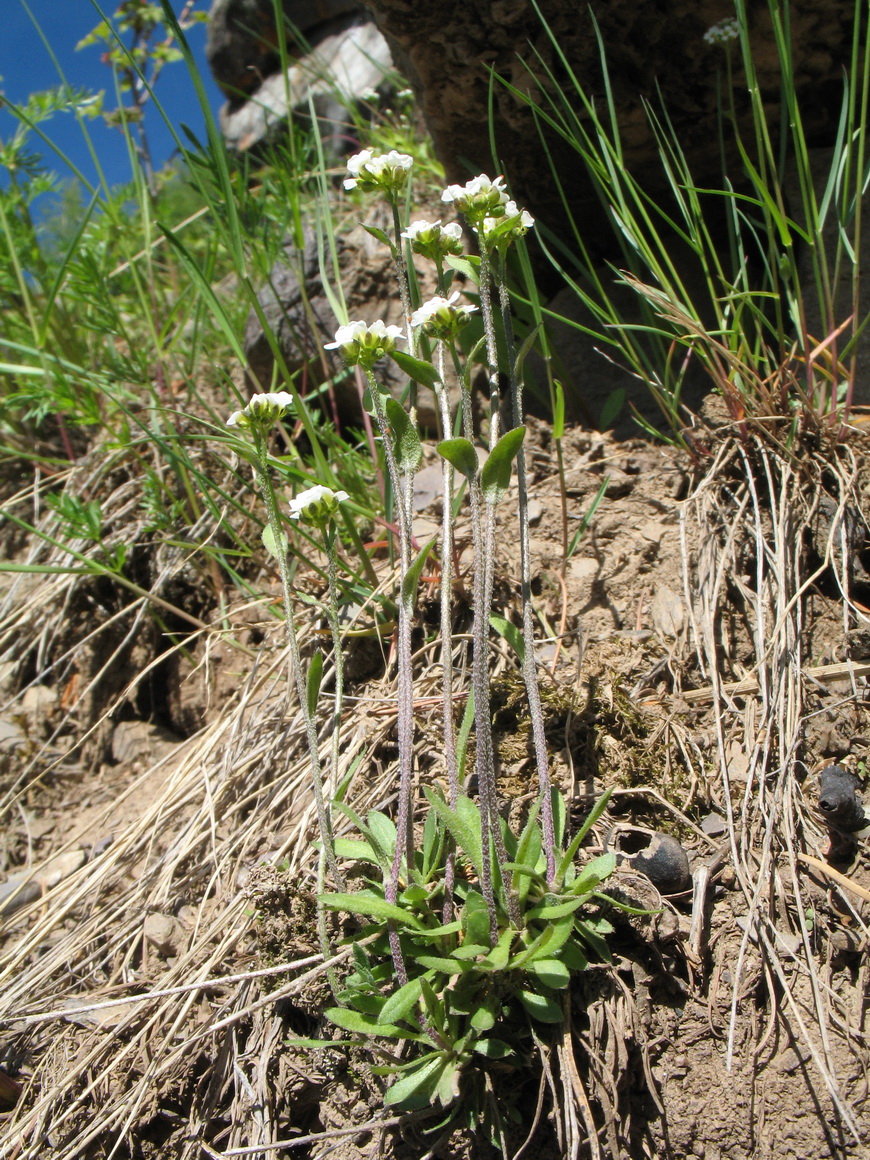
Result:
[1, 0, 224, 198]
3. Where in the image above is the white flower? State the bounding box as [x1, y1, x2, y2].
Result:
[478, 199, 535, 248]
[344, 149, 414, 193]
[703, 17, 740, 45]
[401, 218, 465, 259]
[227, 391, 295, 431]
[324, 319, 405, 367]
[441, 174, 508, 222]
[288, 484, 349, 527]
[410, 291, 478, 338]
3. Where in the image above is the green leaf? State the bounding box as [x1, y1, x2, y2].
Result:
[528, 957, 571, 989]
[526, 895, 586, 921]
[509, 924, 555, 969]
[385, 396, 423, 474]
[553, 381, 566, 441]
[445, 254, 480, 285]
[307, 651, 323, 718]
[423, 789, 483, 878]
[379, 976, 424, 1026]
[385, 1053, 447, 1110]
[555, 789, 612, 888]
[489, 614, 525, 663]
[366, 810, 398, 864]
[517, 989, 564, 1024]
[481, 927, 514, 970]
[414, 954, 470, 975]
[332, 837, 380, 864]
[461, 889, 492, 947]
[361, 222, 393, 249]
[480, 426, 526, 504]
[389, 349, 443, 391]
[402, 535, 436, 607]
[261, 524, 288, 558]
[599, 387, 625, 431]
[513, 322, 543, 380]
[462, 335, 487, 392]
[320, 890, 424, 929]
[470, 1005, 497, 1032]
[451, 943, 490, 960]
[437, 437, 478, 480]
[474, 1038, 514, 1059]
[558, 939, 589, 972]
[325, 1007, 422, 1040]
[571, 853, 616, 896]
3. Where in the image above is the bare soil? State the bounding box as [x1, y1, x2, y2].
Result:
[1, 411, 869, 1159]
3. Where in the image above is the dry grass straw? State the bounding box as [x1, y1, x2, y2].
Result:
[681, 426, 869, 1144]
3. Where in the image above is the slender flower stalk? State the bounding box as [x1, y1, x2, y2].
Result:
[227, 398, 345, 991]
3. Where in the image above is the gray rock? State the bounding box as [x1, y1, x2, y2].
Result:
[207, 0, 365, 97]
[607, 824, 692, 895]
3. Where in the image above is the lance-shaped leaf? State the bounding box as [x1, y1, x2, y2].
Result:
[445, 254, 480, 285]
[390, 349, 443, 391]
[320, 890, 425, 928]
[361, 222, 394, 250]
[261, 525, 288, 558]
[480, 426, 525, 504]
[385, 397, 423, 474]
[307, 651, 323, 717]
[402, 535, 436, 606]
[437, 437, 478, 481]
[489, 613, 525, 663]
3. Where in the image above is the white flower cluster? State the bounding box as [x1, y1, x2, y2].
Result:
[324, 319, 405, 367]
[344, 149, 414, 194]
[441, 174, 508, 220]
[703, 17, 740, 45]
[410, 291, 478, 339]
[401, 218, 464, 260]
[288, 484, 349, 528]
[226, 391, 294, 431]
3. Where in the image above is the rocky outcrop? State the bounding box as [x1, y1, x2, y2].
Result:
[362, 0, 860, 253]
[206, 0, 392, 153]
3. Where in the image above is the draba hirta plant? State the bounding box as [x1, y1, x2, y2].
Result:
[224, 150, 617, 1140]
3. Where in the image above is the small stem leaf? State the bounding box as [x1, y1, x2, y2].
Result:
[414, 953, 471, 975]
[513, 321, 543, 379]
[378, 976, 424, 1026]
[261, 524, 288, 558]
[385, 396, 423, 474]
[320, 890, 425, 929]
[401, 535, 437, 606]
[437, 437, 478, 480]
[445, 254, 481, 285]
[361, 222, 394, 250]
[480, 426, 526, 504]
[526, 895, 586, 921]
[489, 613, 525, 663]
[307, 650, 323, 718]
[390, 349, 443, 391]
[553, 381, 566, 440]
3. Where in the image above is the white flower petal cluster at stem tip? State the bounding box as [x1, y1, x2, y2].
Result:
[343, 149, 414, 193]
[288, 484, 349, 527]
[324, 319, 406, 367]
[401, 218, 465, 259]
[410, 291, 478, 339]
[441, 174, 508, 221]
[479, 199, 535, 241]
[226, 391, 295, 430]
[703, 17, 740, 45]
